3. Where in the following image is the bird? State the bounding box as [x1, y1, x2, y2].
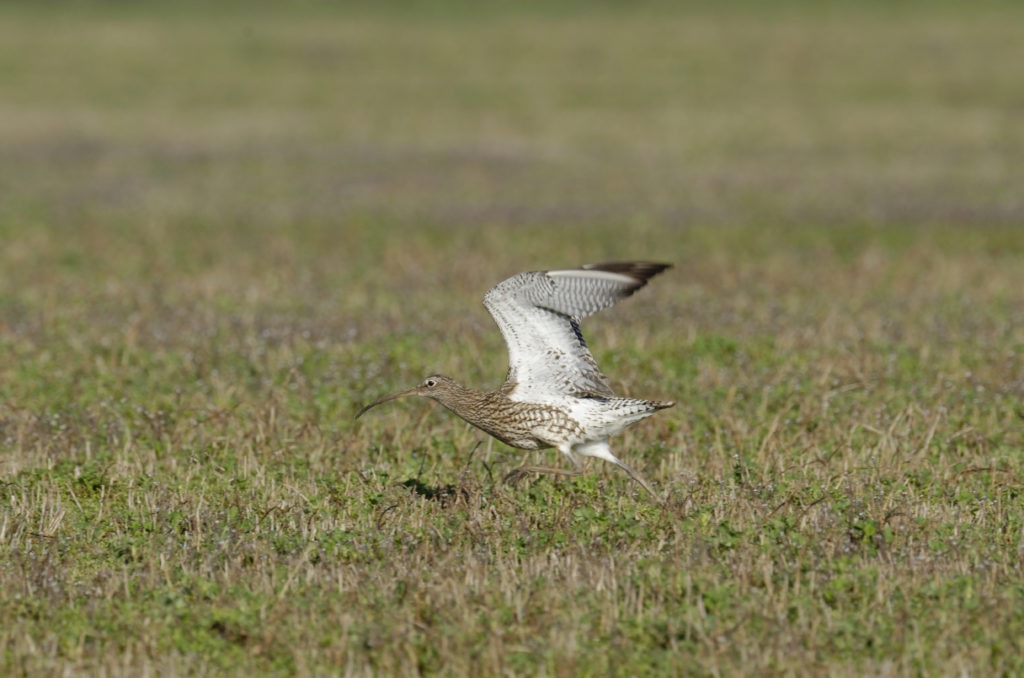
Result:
[356, 261, 674, 500]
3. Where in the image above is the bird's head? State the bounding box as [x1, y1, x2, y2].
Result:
[355, 374, 459, 418]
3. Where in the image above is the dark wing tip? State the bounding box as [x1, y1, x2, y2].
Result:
[582, 262, 672, 285]
[581, 262, 672, 297]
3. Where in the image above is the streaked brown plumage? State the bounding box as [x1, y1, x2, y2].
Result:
[356, 262, 674, 499]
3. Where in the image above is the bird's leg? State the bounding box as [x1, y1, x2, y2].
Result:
[504, 453, 583, 487]
[605, 457, 662, 502]
[572, 440, 663, 502]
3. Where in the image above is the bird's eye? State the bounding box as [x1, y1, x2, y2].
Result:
[425, 378, 437, 387]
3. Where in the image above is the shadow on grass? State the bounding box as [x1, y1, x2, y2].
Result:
[399, 478, 473, 505]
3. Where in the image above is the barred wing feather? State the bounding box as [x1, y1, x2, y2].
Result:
[482, 262, 670, 401]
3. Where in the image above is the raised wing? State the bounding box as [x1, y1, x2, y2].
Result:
[482, 262, 670, 401]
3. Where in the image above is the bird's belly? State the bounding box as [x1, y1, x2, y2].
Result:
[505, 437, 549, 451]
[474, 421, 551, 450]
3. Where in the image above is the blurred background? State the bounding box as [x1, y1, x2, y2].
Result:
[2, 2, 1023, 673]
[2, 0, 1022, 428]
[3, 0, 1022, 430]
[4, 1, 1020, 274]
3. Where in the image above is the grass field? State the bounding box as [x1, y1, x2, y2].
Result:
[2, 1, 1023, 675]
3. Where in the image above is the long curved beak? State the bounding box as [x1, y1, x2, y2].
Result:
[354, 388, 420, 419]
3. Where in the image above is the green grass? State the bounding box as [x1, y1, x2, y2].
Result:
[2, 2, 1023, 675]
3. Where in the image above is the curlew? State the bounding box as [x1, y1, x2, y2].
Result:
[356, 262, 674, 499]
